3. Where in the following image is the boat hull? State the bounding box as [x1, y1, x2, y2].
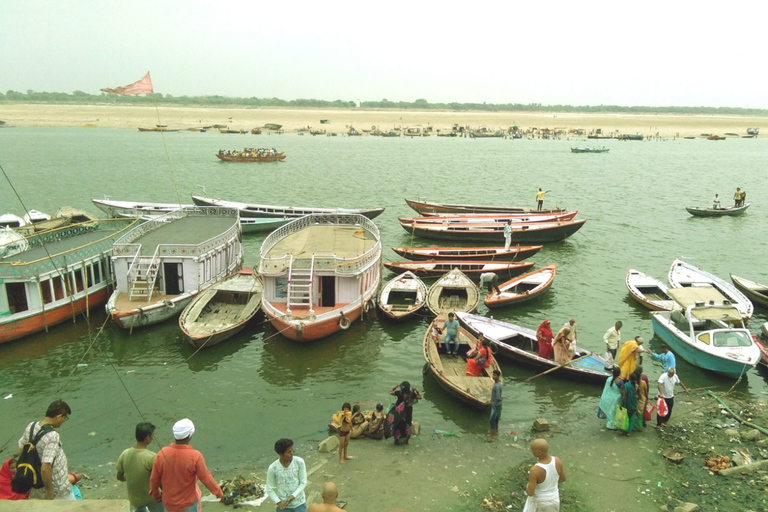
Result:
[215, 153, 286, 162]
[669, 259, 753, 320]
[730, 274, 768, 307]
[686, 203, 750, 217]
[377, 271, 427, 322]
[401, 219, 586, 243]
[484, 265, 556, 309]
[405, 199, 565, 216]
[263, 301, 369, 342]
[108, 292, 194, 329]
[392, 245, 542, 262]
[625, 269, 675, 311]
[383, 260, 534, 278]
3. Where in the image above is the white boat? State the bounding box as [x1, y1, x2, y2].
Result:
[426, 268, 480, 316]
[107, 207, 243, 330]
[377, 271, 427, 321]
[625, 269, 675, 311]
[1, 218, 140, 344]
[668, 259, 753, 320]
[651, 287, 760, 378]
[191, 195, 386, 220]
[179, 268, 263, 348]
[484, 264, 556, 309]
[0, 213, 28, 229]
[258, 213, 382, 342]
[729, 274, 768, 307]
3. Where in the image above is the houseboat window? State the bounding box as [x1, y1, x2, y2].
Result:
[40, 279, 53, 304]
[5, 282, 29, 313]
[697, 333, 711, 345]
[92, 261, 102, 284]
[713, 331, 752, 348]
[275, 278, 288, 299]
[101, 259, 109, 281]
[52, 275, 65, 300]
[73, 268, 84, 292]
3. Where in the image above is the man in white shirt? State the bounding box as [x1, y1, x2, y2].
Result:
[266, 438, 307, 511]
[656, 367, 689, 428]
[603, 321, 622, 360]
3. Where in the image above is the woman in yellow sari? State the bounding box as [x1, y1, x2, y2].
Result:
[618, 336, 648, 380]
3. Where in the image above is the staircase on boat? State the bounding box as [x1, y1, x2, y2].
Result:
[286, 256, 315, 315]
[127, 248, 160, 302]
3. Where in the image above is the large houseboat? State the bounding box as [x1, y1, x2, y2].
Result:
[106, 207, 242, 329]
[1, 218, 140, 344]
[258, 214, 382, 342]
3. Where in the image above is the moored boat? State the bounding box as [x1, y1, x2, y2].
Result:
[258, 214, 382, 342]
[215, 150, 286, 162]
[400, 218, 587, 243]
[685, 203, 750, 217]
[191, 195, 386, 220]
[391, 245, 542, 262]
[571, 147, 609, 153]
[730, 274, 768, 307]
[423, 314, 501, 408]
[383, 260, 534, 279]
[138, 125, 180, 132]
[107, 207, 243, 330]
[398, 210, 578, 224]
[405, 198, 565, 216]
[484, 264, 556, 308]
[651, 287, 760, 378]
[1, 218, 140, 344]
[377, 271, 427, 321]
[626, 269, 676, 311]
[455, 312, 610, 385]
[179, 268, 263, 348]
[426, 268, 480, 316]
[668, 259, 753, 320]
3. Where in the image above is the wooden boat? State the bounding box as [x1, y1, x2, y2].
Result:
[685, 203, 750, 217]
[179, 268, 263, 348]
[618, 133, 644, 141]
[384, 260, 534, 279]
[215, 152, 286, 162]
[191, 195, 385, 220]
[455, 312, 611, 385]
[470, 130, 504, 138]
[423, 314, 502, 408]
[426, 268, 480, 316]
[138, 126, 180, 132]
[381, 130, 400, 137]
[730, 274, 768, 307]
[668, 259, 753, 320]
[651, 288, 760, 377]
[377, 271, 427, 321]
[106, 207, 243, 330]
[399, 210, 578, 224]
[707, 135, 726, 140]
[571, 146, 609, 153]
[0, 213, 27, 229]
[391, 245, 542, 262]
[405, 199, 565, 216]
[747, 128, 760, 136]
[263, 123, 283, 131]
[755, 337, 768, 366]
[258, 214, 381, 342]
[1, 218, 140, 344]
[54, 206, 100, 225]
[625, 269, 676, 311]
[484, 264, 556, 308]
[218, 129, 248, 134]
[400, 218, 587, 243]
[251, 128, 262, 134]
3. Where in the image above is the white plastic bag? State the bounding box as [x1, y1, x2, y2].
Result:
[603, 351, 614, 369]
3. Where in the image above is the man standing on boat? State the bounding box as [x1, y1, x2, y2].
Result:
[535, 188, 551, 211]
[503, 220, 512, 251]
[712, 194, 721, 209]
[603, 321, 622, 361]
[733, 188, 742, 207]
[479, 272, 501, 295]
[563, 318, 578, 356]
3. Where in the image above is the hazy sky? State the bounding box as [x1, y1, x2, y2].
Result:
[2, 0, 765, 108]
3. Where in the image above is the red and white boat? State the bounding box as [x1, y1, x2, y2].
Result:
[258, 214, 382, 342]
[398, 210, 577, 225]
[484, 264, 556, 308]
[391, 245, 542, 262]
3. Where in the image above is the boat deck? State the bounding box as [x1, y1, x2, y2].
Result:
[114, 291, 177, 308]
[264, 225, 377, 260]
[127, 217, 235, 256]
[270, 302, 349, 317]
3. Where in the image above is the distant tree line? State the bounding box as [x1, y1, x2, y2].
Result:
[1, 90, 766, 116]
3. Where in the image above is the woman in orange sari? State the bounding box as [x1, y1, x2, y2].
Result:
[618, 336, 648, 380]
[466, 337, 493, 376]
[536, 320, 554, 359]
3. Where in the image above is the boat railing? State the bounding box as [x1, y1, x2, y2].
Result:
[285, 253, 294, 315]
[114, 207, 239, 247]
[309, 255, 316, 315]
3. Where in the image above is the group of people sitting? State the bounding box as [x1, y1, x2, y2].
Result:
[218, 148, 278, 157]
[536, 318, 578, 364]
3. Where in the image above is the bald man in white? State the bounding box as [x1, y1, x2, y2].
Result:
[524, 439, 566, 512]
[308, 482, 344, 512]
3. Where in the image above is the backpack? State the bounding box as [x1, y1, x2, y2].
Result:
[11, 423, 55, 494]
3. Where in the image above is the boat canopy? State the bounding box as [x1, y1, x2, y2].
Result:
[668, 286, 727, 307]
[690, 305, 743, 323]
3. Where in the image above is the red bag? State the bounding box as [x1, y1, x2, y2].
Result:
[644, 400, 656, 421]
[657, 397, 669, 418]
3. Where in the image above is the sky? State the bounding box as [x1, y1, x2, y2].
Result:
[1, 0, 766, 109]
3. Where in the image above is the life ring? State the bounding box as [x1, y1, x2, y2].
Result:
[339, 314, 351, 330]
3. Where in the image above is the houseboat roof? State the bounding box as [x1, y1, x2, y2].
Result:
[264, 224, 378, 260]
[115, 216, 236, 256]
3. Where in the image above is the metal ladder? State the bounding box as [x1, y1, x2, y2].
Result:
[286, 257, 314, 314]
[128, 255, 160, 302]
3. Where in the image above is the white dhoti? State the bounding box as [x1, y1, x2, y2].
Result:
[504, 233, 511, 251]
[523, 496, 560, 512]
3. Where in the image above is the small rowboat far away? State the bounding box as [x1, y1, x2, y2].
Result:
[391, 245, 542, 262]
[570, 147, 609, 153]
[383, 260, 534, 279]
[686, 203, 750, 217]
[215, 151, 286, 162]
[668, 259, 753, 320]
[484, 264, 556, 309]
[423, 314, 502, 409]
[426, 268, 480, 316]
[730, 274, 768, 307]
[405, 198, 566, 216]
[455, 311, 610, 385]
[625, 268, 675, 311]
[191, 195, 385, 220]
[377, 271, 428, 321]
[179, 268, 263, 348]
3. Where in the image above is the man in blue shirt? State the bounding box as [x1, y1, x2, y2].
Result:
[443, 312, 460, 357]
[650, 343, 676, 372]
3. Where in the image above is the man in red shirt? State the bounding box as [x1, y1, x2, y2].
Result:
[149, 419, 223, 512]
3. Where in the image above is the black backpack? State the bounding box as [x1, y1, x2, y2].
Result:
[11, 423, 55, 494]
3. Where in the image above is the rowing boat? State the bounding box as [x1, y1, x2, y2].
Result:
[426, 268, 480, 316]
[484, 265, 556, 308]
[377, 271, 428, 321]
[391, 245, 542, 262]
[405, 199, 565, 216]
[383, 260, 534, 278]
[625, 269, 675, 311]
[191, 195, 385, 220]
[730, 274, 768, 307]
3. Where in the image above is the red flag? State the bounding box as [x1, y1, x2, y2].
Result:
[101, 72, 154, 96]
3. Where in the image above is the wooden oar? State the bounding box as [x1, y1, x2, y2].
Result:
[525, 353, 591, 382]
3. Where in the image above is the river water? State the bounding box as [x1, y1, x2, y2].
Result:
[1, 127, 767, 510]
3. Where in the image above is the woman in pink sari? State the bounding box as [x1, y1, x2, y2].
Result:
[536, 320, 554, 359]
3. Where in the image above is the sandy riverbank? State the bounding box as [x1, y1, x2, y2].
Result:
[1, 104, 765, 139]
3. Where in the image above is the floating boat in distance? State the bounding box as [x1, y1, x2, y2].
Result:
[400, 218, 587, 243]
[215, 150, 286, 162]
[258, 214, 382, 342]
[179, 268, 263, 349]
[384, 260, 534, 279]
[262, 123, 283, 131]
[191, 195, 385, 220]
[138, 125, 180, 132]
[423, 314, 502, 409]
[1, 218, 140, 344]
[398, 210, 578, 224]
[484, 264, 556, 309]
[651, 287, 760, 378]
[107, 207, 243, 330]
[426, 268, 480, 316]
[377, 271, 427, 322]
[455, 312, 610, 385]
[685, 203, 750, 217]
[391, 245, 543, 262]
[626, 269, 675, 311]
[406, 198, 566, 216]
[571, 147, 609, 153]
[729, 274, 768, 307]
[668, 259, 753, 320]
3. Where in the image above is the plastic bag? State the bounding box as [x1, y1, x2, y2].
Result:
[614, 405, 629, 430]
[603, 351, 614, 370]
[657, 397, 669, 418]
[644, 400, 656, 421]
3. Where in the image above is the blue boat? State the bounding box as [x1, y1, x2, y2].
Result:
[651, 287, 760, 378]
